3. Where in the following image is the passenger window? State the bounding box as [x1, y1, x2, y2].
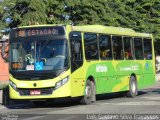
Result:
[143, 38, 152, 60]
[123, 37, 133, 60]
[99, 35, 112, 60]
[112, 36, 123, 60]
[134, 38, 144, 60]
[84, 33, 99, 60]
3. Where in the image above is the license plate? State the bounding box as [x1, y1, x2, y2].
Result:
[30, 90, 41, 95]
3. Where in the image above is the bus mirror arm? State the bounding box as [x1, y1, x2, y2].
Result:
[41, 58, 47, 63]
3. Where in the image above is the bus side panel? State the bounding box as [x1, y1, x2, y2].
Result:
[70, 67, 86, 97]
[115, 60, 143, 90]
[115, 60, 155, 90]
[84, 60, 133, 94]
[80, 60, 155, 95]
[141, 60, 155, 89]
[85, 61, 121, 94]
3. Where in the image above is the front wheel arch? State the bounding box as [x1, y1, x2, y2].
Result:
[80, 77, 96, 104]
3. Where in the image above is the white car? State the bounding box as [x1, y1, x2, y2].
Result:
[156, 56, 160, 72]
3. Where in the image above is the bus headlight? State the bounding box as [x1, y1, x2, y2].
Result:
[55, 76, 69, 89]
[9, 80, 17, 91]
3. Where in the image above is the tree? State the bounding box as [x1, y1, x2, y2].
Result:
[0, 0, 16, 30]
[0, 0, 160, 47]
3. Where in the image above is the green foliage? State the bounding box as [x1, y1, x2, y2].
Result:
[0, 0, 160, 48]
[0, 0, 17, 29]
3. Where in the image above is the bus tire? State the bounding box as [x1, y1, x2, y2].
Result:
[2, 86, 11, 106]
[80, 80, 96, 105]
[126, 76, 138, 97]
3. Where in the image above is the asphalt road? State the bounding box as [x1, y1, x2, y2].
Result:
[0, 80, 160, 120]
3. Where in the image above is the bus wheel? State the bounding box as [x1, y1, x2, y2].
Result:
[126, 76, 138, 97]
[80, 80, 96, 105]
[2, 86, 12, 106]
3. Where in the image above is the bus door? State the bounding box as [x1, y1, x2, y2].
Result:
[69, 31, 84, 96]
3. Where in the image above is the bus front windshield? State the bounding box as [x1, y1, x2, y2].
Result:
[10, 39, 69, 71]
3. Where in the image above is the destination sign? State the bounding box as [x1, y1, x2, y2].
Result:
[15, 26, 65, 38]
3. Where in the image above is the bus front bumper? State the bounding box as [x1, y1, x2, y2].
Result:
[9, 80, 71, 100]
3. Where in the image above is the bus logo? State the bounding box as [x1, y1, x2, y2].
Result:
[96, 65, 107, 72]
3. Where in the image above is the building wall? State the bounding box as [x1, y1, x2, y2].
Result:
[0, 43, 9, 89]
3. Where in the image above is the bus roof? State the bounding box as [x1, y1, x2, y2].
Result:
[71, 25, 152, 38]
[15, 24, 152, 38]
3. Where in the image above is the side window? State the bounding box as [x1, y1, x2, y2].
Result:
[84, 33, 99, 60]
[99, 35, 112, 60]
[134, 38, 144, 60]
[69, 31, 83, 72]
[143, 38, 152, 60]
[112, 36, 123, 60]
[123, 37, 134, 60]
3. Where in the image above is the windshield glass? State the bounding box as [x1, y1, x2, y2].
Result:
[10, 39, 69, 71]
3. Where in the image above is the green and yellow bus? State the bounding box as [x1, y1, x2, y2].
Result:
[6, 25, 155, 105]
